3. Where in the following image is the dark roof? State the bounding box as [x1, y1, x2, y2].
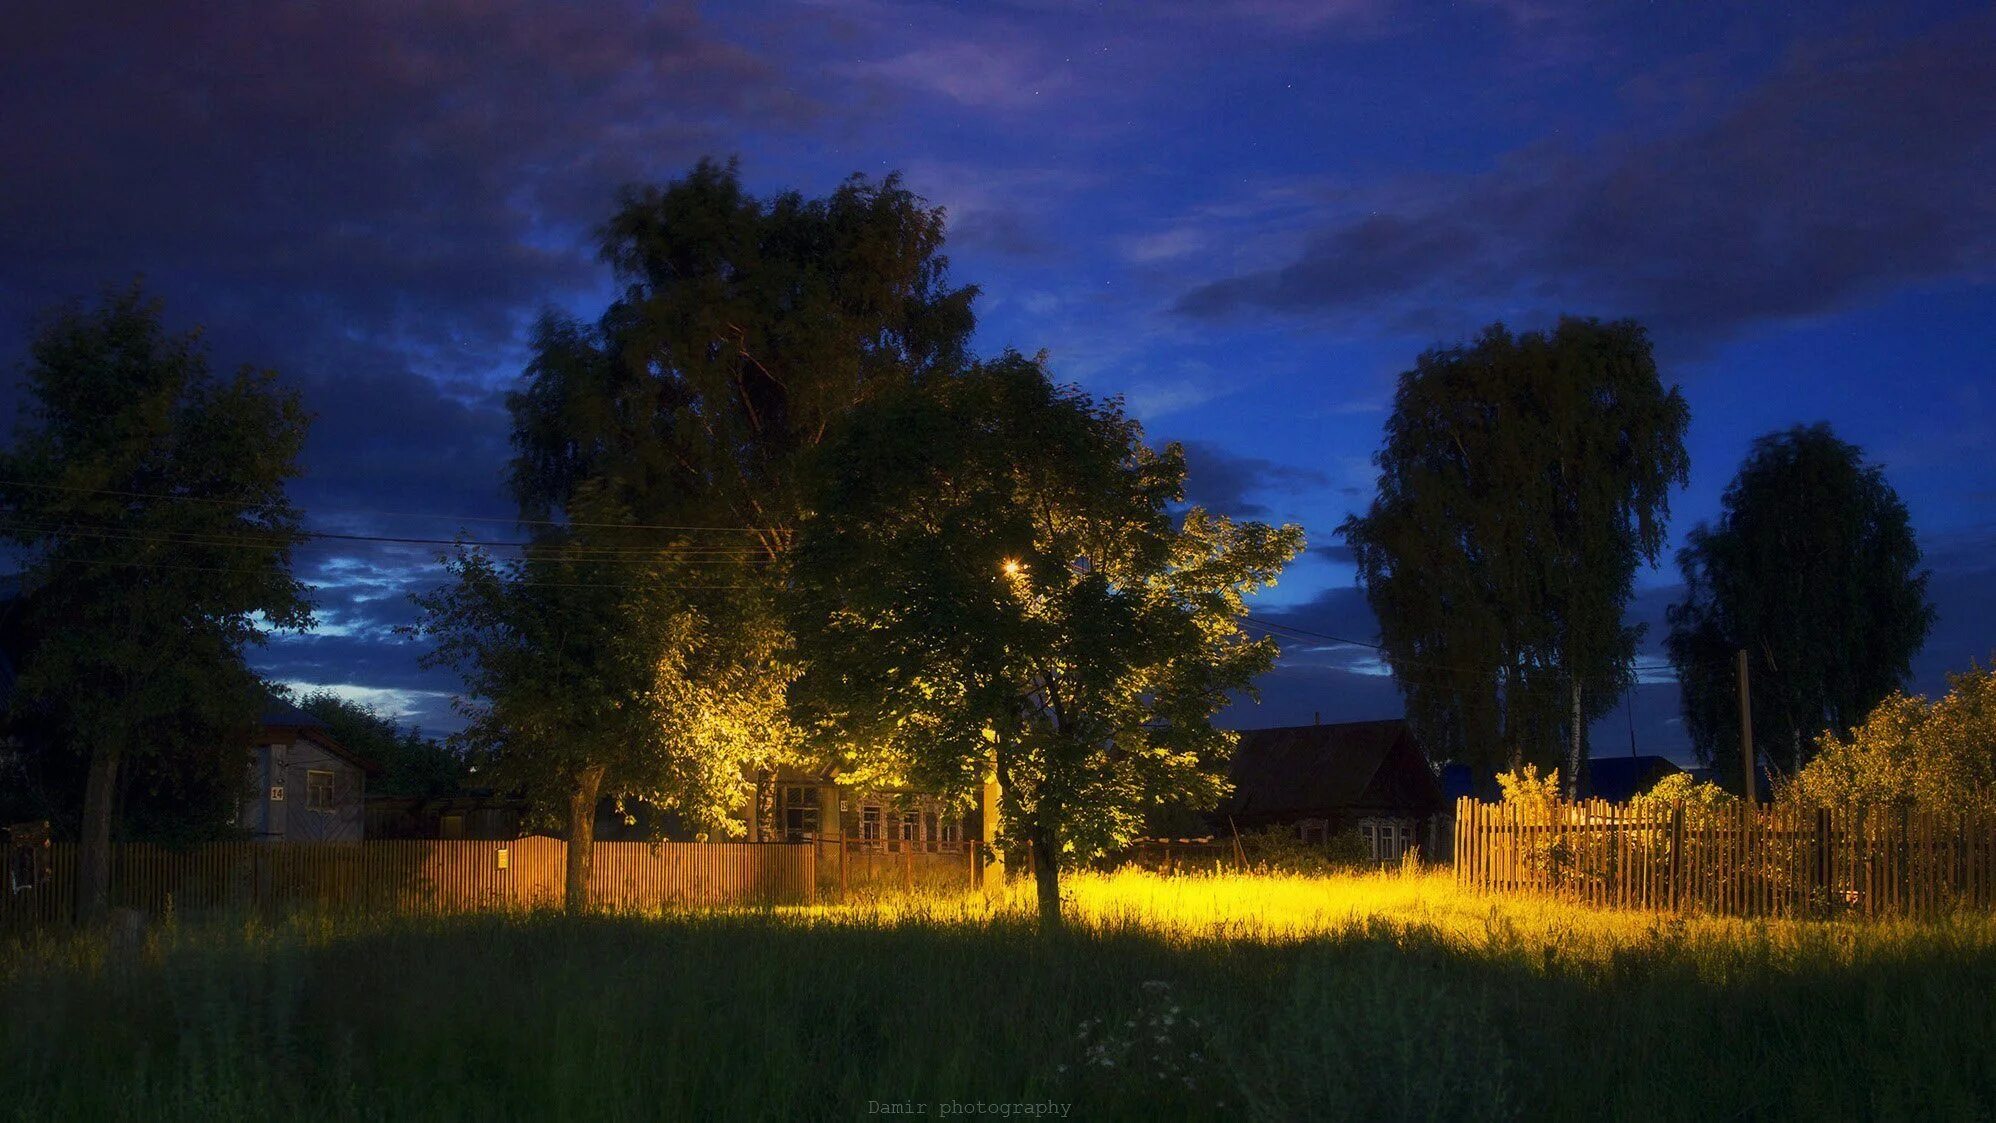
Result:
[259, 695, 329, 729]
[1220, 719, 1440, 818]
[1585, 755, 1683, 802]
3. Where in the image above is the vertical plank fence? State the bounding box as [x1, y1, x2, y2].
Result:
[0, 837, 843, 931]
[1451, 796, 1996, 918]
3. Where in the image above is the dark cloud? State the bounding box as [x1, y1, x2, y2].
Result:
[1175, 440, 1330, 518]
[0, 1, 810, 344]
[949, 209, 1052, 258]
[1176, 10, 1996, 347]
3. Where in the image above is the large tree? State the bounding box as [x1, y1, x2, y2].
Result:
[1666, 424, 1932, 784]
[0, 287, 312, 920]
[792, 354, 1303, 927]
[487, 157, 979, 859]
[1339, 318, 1690, 788]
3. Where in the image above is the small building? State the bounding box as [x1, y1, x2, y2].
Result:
[239, 697, 378, 842]
[1216, 719, 1448, 861]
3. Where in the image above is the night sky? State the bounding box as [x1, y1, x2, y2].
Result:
[2, 2, 1990, 763]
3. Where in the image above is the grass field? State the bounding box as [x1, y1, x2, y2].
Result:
[5, 869, 1994, 1121]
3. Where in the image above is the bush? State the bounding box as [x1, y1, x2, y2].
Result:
[1236, 826, 1373, 874]
[1798, 662, 1996, 816]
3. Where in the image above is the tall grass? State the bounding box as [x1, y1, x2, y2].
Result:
[4, 870, 1992, 1121]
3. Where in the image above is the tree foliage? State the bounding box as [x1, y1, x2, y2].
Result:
[293, 690, 464, 799]
[1340, 319, 1689, 782]
[0, 286, 312, 915]
[412, 490, 792, 909]
[1666, 423, 1933, 783]
[1795, 662, 1996, 817]
[792, 355, 1303, 925]
[510, 156, 976, 552]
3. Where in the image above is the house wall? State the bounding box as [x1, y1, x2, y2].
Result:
[242, 738, 366, 842]
[760, 778, 965, 845]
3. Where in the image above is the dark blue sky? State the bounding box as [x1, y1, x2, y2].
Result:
[1, 2, 1990, 762]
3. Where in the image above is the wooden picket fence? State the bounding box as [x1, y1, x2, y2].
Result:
[0, 837, 823, 930]
[1452, 796, 1996, 918]
[810, 836, 988, 897]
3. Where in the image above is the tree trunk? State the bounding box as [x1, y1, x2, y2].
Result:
[564, 765, 606, 915]
[76, 741, 121, 924]
[1567, 679, 1584, 799]
[1030, 822, 1062, 931]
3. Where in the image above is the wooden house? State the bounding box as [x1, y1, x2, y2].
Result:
[1216, 719, 1447, 860]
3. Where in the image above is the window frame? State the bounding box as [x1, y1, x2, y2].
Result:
[304, 768, 337, 812]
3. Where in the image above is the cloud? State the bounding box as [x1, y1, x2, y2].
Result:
[1176, 10, 1996, 348]
[1176, 440, 1331, 518]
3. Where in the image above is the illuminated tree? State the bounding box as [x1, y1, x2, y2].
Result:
[498, 159, 978, 850]
[1667, 424, 1933, 784]
[0, 287, 312, 921]
[792, 354, 1303, 927]
[1340, 318, 1689, 788]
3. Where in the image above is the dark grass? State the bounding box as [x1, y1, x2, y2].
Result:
[3, 905, 1993, 1122]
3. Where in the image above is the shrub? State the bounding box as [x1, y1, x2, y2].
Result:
[1236, 826, 1373, 874]
[1798, 662, 1996, 817]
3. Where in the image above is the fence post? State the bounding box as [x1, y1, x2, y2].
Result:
[838, 830, 848, 903]
[1668, 802, 1685, 913]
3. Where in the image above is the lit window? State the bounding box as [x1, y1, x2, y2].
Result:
[305, 770, 336, 811]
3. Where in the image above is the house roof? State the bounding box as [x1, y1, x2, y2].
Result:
[1220, 719, 1440, 818]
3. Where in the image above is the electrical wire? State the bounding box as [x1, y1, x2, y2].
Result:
[0, 478, 783, 534]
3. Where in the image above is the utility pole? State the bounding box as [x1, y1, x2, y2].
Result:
[1737, 648, 1757, 804]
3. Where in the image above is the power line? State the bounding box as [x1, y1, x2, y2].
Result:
[0, 478, 784, 535]
[28, 553, 759, 590]
[0, 517, 769, 560]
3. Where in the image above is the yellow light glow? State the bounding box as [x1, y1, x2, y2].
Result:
[1001, 558, 1023, 577]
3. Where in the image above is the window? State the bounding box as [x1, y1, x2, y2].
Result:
[897, 811, 919, 842]
[1296, 819, 1328, 845]
[780, 784, 820, 841]
[939, 818, 962, 843]
[305, 769, 336, 811]
[859, 805, 882, 841]
[1362, 820, 1407, 862]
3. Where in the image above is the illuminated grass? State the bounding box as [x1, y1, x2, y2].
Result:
[4, 870, 1993, 1121]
